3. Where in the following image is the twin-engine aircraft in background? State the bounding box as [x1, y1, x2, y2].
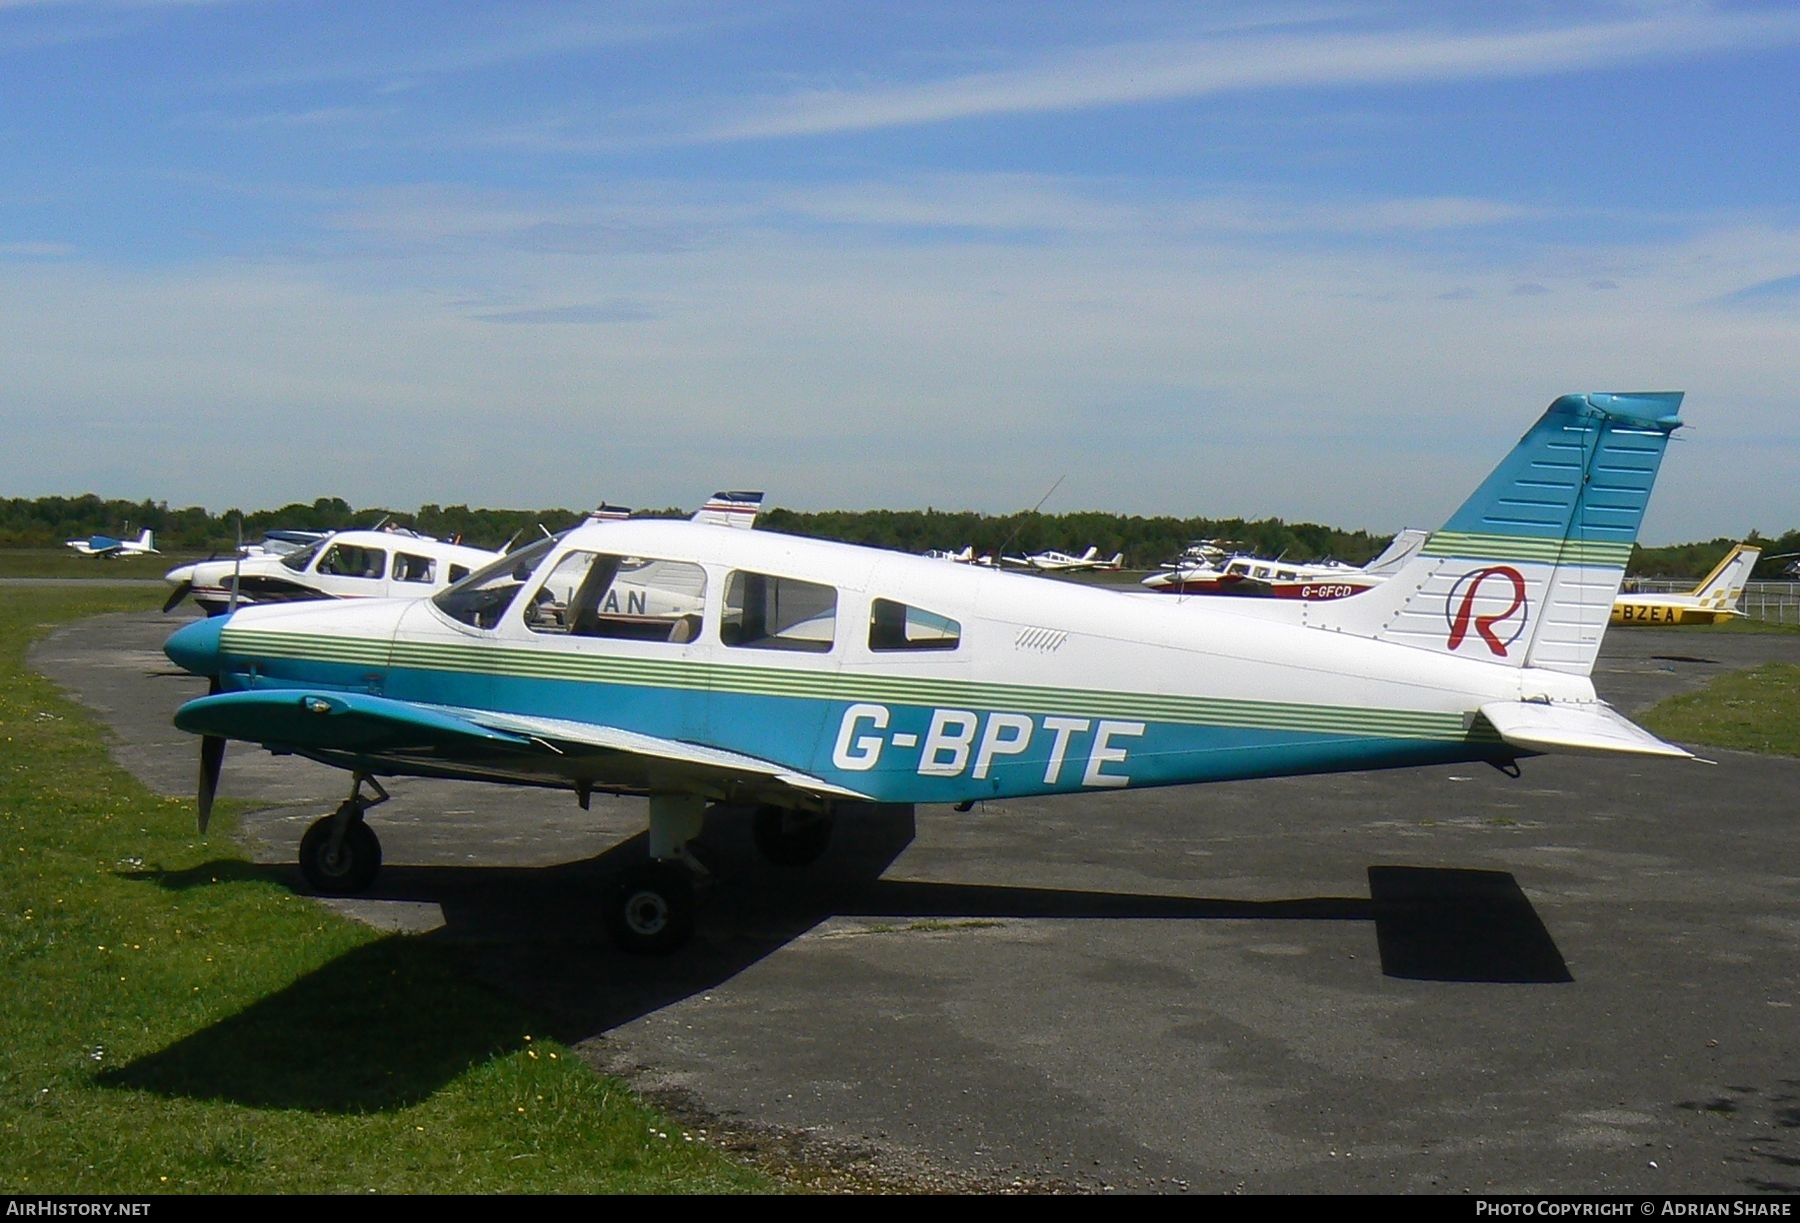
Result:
[1140, 528, 1431, 599]
[162, 492, 764, 615]
[1611, 542, 1762, 625]
[164, 526, 500, 616]
[165, 394, 1693, 953]
[66, 527, 158, 558]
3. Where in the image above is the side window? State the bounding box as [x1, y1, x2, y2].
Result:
[524, 551, 707, 643]
[723, 571, 835, 652]
[319, 544, 386, 580]
[448, 564, 470, 584]
[869, 598, 961, 652]
[393, 552, 435, 583]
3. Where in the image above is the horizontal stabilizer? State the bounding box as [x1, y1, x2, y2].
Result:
[1478, 700, 1693, 760]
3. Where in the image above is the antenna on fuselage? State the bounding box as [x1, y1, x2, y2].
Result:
[992, 474, 1066, 566]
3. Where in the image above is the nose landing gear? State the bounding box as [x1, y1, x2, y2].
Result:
[298, 773, 388, 895]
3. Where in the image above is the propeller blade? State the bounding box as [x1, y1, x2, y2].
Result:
[228, 516, 243, 614]
[161, 582, 192, 613]
[196, 673, 224, 833]
[198, 734, 224, 834]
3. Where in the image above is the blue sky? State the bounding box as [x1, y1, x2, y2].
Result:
[3, 1, 1796, 542]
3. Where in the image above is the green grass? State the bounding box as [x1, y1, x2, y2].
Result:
[0, 587, 770, 1194]
[1629, 615, 1800, 635]
[1639, 663, 1800, 758]
[0, 549, 193, 579]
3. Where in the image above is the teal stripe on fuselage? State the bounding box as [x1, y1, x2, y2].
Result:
[220, 631, 1508, 804]
[375, 662, 1504, 804]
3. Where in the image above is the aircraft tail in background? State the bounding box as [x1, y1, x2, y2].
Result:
[1687, 543, 1761, 611]
[691, 491, 764, 530]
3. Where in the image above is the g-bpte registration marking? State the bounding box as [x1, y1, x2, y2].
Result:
[831, 703, 1145, 788]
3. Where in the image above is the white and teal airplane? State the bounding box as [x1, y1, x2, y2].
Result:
[67, 527, 158, 558]
[165, 393, 1693, 953]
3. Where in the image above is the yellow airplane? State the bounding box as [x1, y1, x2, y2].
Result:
[1611, 543, 1761, 625]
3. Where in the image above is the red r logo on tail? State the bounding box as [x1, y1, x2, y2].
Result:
[1445, 566, 1528, 656]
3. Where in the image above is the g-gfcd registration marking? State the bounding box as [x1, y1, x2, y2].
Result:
[831, 702, 1145, 787]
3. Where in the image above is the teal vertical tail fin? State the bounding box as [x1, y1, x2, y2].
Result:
[1304, 392, 1684, 675]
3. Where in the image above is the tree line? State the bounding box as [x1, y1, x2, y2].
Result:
[4, 493, 1793, 579]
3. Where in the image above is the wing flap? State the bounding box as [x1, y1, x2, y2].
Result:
[453, 707, 875, 800]
[1478, 700, 1694, 760]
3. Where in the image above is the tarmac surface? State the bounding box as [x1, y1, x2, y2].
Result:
[28, 607, 1800, 1194]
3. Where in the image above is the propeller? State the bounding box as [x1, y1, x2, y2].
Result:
[198, 727, 224, 833]
[161, 582, 192, 613]
[194, 518, 247, 832]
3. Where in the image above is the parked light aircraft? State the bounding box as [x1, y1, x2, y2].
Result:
[1611, 543, 1762, 625]
[163, 493, 765, 615]
[164, 393, 1692, 954]
[1142, 528, 1431, 600]
[164, 527, 499, 616]
[66, 528, 157, 558]
[1003, 545, 1125, 572]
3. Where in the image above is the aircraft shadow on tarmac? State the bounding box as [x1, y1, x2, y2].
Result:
[106, 803, 1568, 1112]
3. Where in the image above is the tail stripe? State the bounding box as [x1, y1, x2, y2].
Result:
[1423, 533, 1634, 568]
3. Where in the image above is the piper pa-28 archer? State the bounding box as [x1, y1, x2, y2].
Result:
[165, 393, 1693, 953]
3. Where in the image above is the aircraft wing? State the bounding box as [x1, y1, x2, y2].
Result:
[454, 707, 875, 800]
[1478, 700, 1694, 760]
[175, 689, 536, 753]
[173, 688, 874, 802]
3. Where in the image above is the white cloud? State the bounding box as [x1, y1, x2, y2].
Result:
[697, 8, 1800, 140]
[5, 205, 1796, 541]
[0, 239, 76, 256]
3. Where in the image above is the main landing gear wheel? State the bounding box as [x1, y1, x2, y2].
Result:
[751, 804, 833, 867]
[607, 861, 696, 955]
[299, 808, 383, 895]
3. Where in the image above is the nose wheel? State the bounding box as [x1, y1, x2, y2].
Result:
[298, 774, 387, 895]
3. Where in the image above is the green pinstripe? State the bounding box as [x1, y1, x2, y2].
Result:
[1422, 531, 1632, 568]
[223, 626, 1500, 745]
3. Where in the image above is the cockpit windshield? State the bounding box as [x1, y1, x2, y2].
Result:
[431, 535, 560, 629]
[281, 541, 326, 572]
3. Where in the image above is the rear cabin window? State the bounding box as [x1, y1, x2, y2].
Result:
[393, 552, 435, 583]
[869, 598, 961, 652]
[523, 551, 707, 643]
[722, 571, 835, 652]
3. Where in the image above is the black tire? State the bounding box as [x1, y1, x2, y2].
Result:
[751, 804, 833, 867]
[607, 861, 696, 955]
[298, 814, 382, 895]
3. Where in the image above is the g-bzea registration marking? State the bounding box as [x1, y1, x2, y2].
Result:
[832, 702, 1145, 787]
